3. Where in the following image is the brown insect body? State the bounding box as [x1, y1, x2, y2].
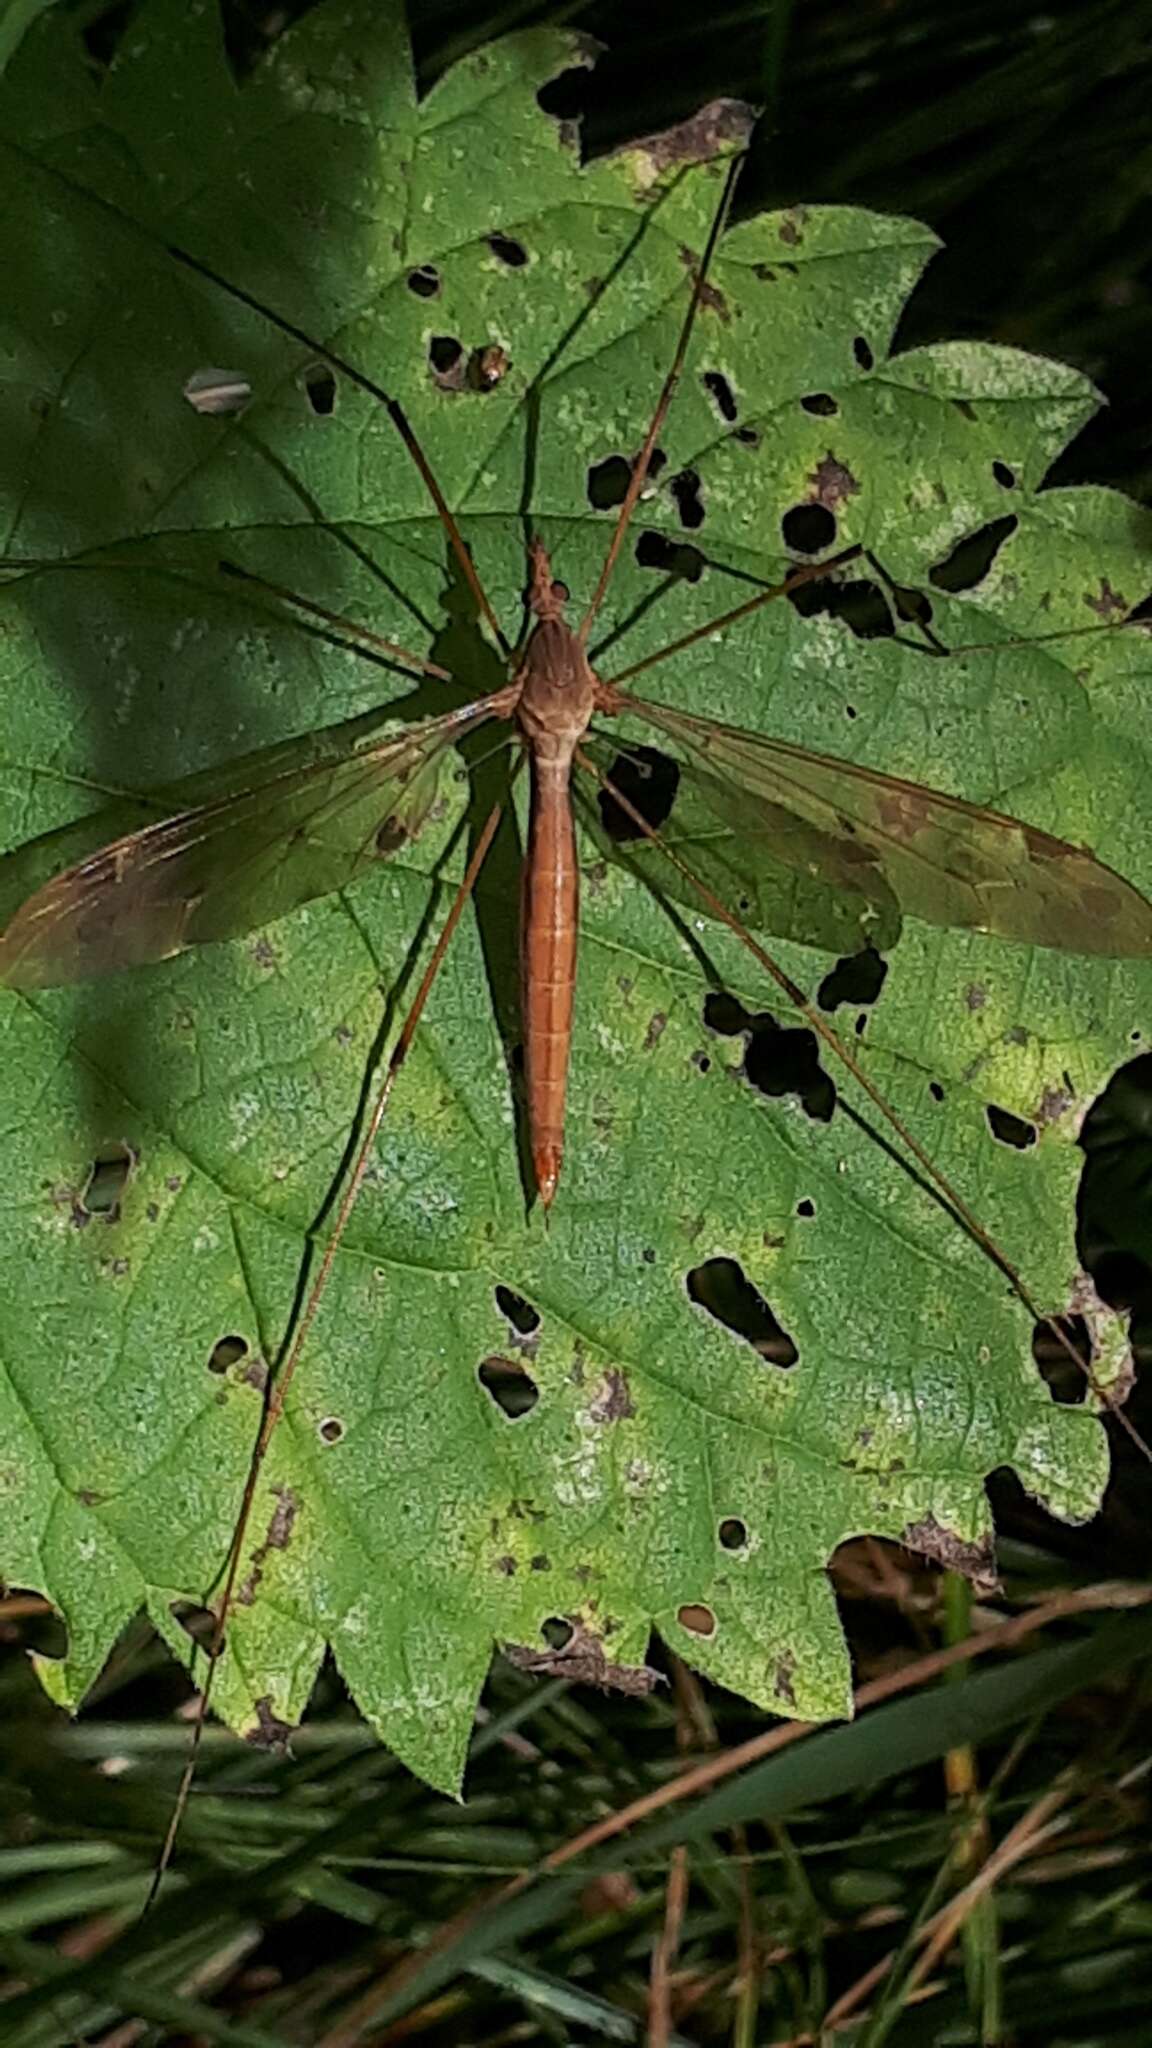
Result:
[513, 542, 602, 1206]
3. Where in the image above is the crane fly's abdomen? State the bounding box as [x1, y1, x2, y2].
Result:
[521, 749, 580, 1208]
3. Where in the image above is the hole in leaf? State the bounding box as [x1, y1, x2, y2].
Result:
[718, 1516, 747, 1550]
[929, 515, 1017, 594]
[598, 745, 680, 841]
[796, 1197, 815, 1218]
[669, 469, 705, 529]
[207, 1334, 248, 1374]
[407, 264, 440, 297]
[853, 335, 875, 370]
[587, 454, 632, 510]
[318, 1416, 345, 1444]
[992, 459, 1017, 489]
[79, 1143, 135, 1221]
[478, 1354, 539, 1419]
[588, 449, 666, 510]
[706, 1001, 837, 1122]
[734, 424, 760, 447]
[1031, 1316, 1090, 1404]
[375, 814, 409, 857]
[986, 1102, 1038, 1150]
[429, 335, 465, 387]
[541, 1614, 574, 1649]
[929, 1081, 945, 1103]
[171, 1601, 219, 1652]
[487, 232, 528, 267]
[801, 391, 839, 416]
[787, 572, 893, 640]
[303, 363, 337, 416]
[780, 502, 837, 554]
[817, 944, 888, 1012]
[686, 1257, 798, 1366]
[677, 1603, 716, 1637]
[635, 530, 705, 582]
[495, 1285, 541, 1337]
[2, 1592, 66, 1659]
[536, 68, 588, 122]
[183, 366, 252, 416]
[704, 991, 748, 1036]
[702, 369, 737, 422]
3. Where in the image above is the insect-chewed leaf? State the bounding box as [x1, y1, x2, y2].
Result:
[0, 696, 500, 986]
[629, 695, 1152, 957]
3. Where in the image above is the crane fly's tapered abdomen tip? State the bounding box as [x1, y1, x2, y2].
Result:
[534, 1144, 562, 1211]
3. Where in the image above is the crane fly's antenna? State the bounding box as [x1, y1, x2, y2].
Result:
[575, 746, 1151, 1459]
[145, 800, 504, 1910]
[579, 152, 744, 645]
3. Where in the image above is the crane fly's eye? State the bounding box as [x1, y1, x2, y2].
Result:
[550, 579, 569, 604]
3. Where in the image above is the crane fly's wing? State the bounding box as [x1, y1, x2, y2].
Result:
[620, 692, 1152, 958]
[0, 694, 506, 988]
[581, 726, 901, 959]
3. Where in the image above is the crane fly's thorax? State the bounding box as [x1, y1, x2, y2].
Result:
[514, 616, 598, 763]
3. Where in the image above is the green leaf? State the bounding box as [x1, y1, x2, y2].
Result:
[0, 0, 1148, 1788]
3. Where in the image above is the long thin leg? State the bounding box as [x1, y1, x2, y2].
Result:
[575, 746, 1149, 1454]
[163, 240, 511, 659]
[4, 145, 510, 660]
[146, 798, 505, 1908]
[218, 562, 454, 680]
[578, 154, 744, 645]
[599, 547, 863, 691]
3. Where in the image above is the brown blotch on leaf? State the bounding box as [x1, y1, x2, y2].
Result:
[505, 1620, 663, 1694]
[902, 1513, 999, 1595]
[774, 1653, 797, 1705]
[807, 452, 860, 510]
[237, 1484, 299, 1607]
[1085, 576, 1128, 621]
[588, 1368, 636, 1424]
[965, 983, 988, 1011]
[75, 1488, 107, 1508]
[250, 934, 278, 970]
[1038, 1080, 1077, 1125]
[495, 1554, 517, 1576]
[248, 1697, 294, 1752]
[779, 208, 808, 246]
[467, 343, 510, 392]
[634, 97, 754, 175]
[643, 1011, 667, 1052]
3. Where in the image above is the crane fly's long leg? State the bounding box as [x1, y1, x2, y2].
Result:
[218, 562, 454, 681]
[578, 154, 744, 644]
[574, 746, 1149, 1448]
[3, 146, 509, 660]
[164, 239, 509, 659]
[598, 547, 863, 688]
[146, 799, 505, 1909]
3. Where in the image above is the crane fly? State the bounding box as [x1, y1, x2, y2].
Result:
[3, 144, 1151, 1900]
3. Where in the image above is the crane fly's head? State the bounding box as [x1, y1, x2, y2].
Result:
[527, 538, 570, 624]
